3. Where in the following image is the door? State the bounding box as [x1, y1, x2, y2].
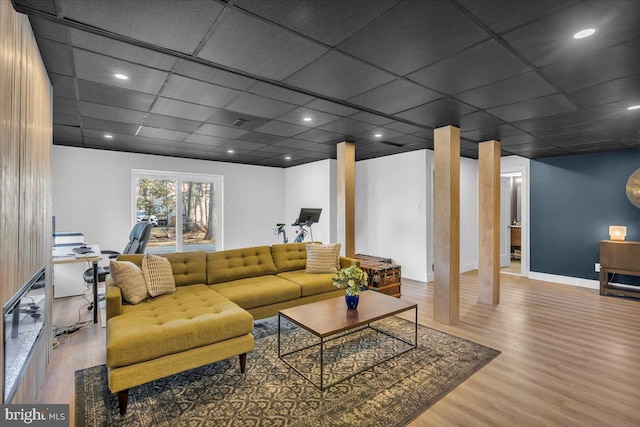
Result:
[500, 177, 510, 267]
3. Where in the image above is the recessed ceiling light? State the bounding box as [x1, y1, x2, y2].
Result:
[227, 149, 234, 154]
[114, 73, 129, 80]
[374, 133, 382, 138]
[628, 105, 640, 110]
[573, 28, 595, 39]
[303, 117, 312, 122]
[104, 134, 113, 139]
[285, 156, 292, 160]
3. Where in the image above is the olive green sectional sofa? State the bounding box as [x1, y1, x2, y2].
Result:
[105, 242, 357, 415]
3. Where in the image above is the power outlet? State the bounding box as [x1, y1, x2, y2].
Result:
[595, 263, 600, 273]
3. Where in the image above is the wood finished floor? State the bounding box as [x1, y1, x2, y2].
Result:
[38, 272, 640, 426]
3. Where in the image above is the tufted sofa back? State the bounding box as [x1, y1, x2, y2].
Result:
[117, 251, 207, 287]
[207, 246, 277, 285]
[270, 242, 311, 273]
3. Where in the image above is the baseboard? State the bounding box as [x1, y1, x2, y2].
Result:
[528, 272, 599, 290]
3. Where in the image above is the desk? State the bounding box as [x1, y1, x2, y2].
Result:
[52, 244, 102, 323]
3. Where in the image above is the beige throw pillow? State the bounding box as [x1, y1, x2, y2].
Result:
[306, 243, 341, 274]
[142, 254, 176, 297]
[109, 261, 149, 304]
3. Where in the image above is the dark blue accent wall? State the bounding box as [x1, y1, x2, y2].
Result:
[531, 149, 640, 281]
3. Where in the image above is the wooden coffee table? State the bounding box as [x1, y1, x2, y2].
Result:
[278, 291, 417, 390]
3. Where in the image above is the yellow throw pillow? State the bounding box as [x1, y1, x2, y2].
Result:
[142, 253, 176, 297]
[306, 243, 340, 274]
[109, 260, 149, 304]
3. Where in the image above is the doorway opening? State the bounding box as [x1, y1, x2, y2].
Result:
[500, 172, 522, 276]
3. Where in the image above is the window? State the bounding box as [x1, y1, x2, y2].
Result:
[132, 170, 223, 253]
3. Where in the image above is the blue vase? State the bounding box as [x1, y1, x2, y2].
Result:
[345, 294, 359, 309]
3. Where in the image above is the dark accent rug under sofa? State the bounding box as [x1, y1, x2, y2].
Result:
[76, 316, 500, 427]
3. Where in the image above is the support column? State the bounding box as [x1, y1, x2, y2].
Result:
[337, 141, 355, 257]
[433, 126, 460, 325]
[478, 140, 501, 304]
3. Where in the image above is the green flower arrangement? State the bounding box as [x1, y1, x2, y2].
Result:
[333, 265, 368, 296]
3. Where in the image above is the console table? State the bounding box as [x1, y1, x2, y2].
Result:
[599, 240, 640, 298]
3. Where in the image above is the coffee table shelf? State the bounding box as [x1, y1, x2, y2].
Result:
[278, 291, 417, 390]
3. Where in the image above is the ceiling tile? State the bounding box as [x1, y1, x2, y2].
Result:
[28, 16, 69, 43]
[274, 138, 318, 150]
[510, 110, 592, 132]
[183, 134, 227, 147]
[303, 99, 359, 116]
[407, 40, 530, 94]
[354, 127, 403, 141]
[455, 72, 557, 109]
[562, 140, 627, 153]
[160, 75, 242, 108]
[77, 79, 155, 111]
[78, 101, 146, 124]
[73, 49, 169, 94]
[142, 114, 202, 133]
[284, 51, 395, 100]
[81, 117, 140, 135]
[295, 128, 344, 144]
[83, 138, 131, 152]
[567, 74, 640, 108]
[138, 126, 188, 142]
[225, 93, 297, 119]
[36, 38, 73, 76]
[54, 97, 78, 115]
[460, 124, 522, 142]
[197, 8, 327, 81]
[248, 82, 315, 105]
[234, 0, 399, 46]
[318, 118, 376, 135]
[348, 79, 440, 115]
[53, 124, 81, 139]
[54, 112, 80, 127]
[396, 98, 477, 127]
[349, 112, 394, 126]
[337, 0, 488, 75]
[70, 29, 177, 70]
[487, 94, 576, 122]
[82, 129, 132, 144]
[499, 133, 544, 147]
[172, 60, 256, 91]
[387, 134, 426, 145]
[256, 145, 294, 154]
[540, 39, 640, 91]
[131, 135, 179, 148]
[61, 0, 224, 54]
[384, 121, 428, 134]
[151, 98, 218, 121]
[587, 100, 639, 122]
[223, 139, 268, 150]
[206, 109, 270, 130]
[194, 123, 248, 139]
[253, 121, 309, 137]
[456, 0, 580, 34]
[276, 107, 340, 127]
[237, 132, 283, 144]
[502, 1, 640, 67]
[457, 111, 504, 131]
[49, 73, 76, 99]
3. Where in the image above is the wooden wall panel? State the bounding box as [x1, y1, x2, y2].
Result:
[0, 0, 52, 404]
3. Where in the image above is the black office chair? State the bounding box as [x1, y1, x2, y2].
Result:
[83, 222, 153, 284]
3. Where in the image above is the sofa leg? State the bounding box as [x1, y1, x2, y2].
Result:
[117, 389, 129, 415]
[239, 353, 247, 373]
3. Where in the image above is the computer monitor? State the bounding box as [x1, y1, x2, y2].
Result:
[293, 208, 322, 226]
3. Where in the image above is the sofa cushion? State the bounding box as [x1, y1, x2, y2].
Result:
[109, 260, 149, 304]
[142, 254, 176, 297]
[207, 246, 276, 285]
[305, 243, 341, 274]
[117, 251, 207, 287]
[276, 270, 339, 297]
[209, 276, 300, 309]
[271, 242, 310, 273]
[106, 284, 253, 368]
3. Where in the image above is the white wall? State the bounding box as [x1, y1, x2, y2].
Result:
[52, 146, 285, 255]
[283, 159, 335, 245]
[356, 150, 428, 281]
[460, 157, 478, 273]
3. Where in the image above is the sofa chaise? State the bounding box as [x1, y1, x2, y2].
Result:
[105, 242, 357, 414]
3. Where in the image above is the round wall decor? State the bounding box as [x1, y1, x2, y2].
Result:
[626, 169, 640, 209]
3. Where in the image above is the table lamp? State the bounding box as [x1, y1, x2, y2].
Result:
[609, 225, 627, 241]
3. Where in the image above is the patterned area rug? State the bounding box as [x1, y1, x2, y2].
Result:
[76, 316, 499, 427]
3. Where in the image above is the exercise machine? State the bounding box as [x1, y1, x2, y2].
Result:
[273, 208, 322, 244]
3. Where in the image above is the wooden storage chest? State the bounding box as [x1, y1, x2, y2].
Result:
[355, 256, 402, 298]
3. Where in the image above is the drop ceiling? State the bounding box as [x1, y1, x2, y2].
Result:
[12, 0, 640, 167]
